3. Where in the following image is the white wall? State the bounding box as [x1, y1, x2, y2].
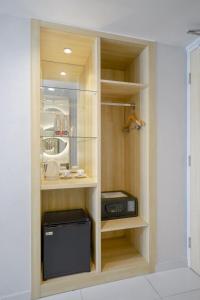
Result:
[156, 43, 187, 271]
[0, 15, 187, 299]
[0, 15, 31, 300]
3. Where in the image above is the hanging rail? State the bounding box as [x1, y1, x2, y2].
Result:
[101, 102, 136, 108]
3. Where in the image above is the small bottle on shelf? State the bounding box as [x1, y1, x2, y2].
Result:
[62, 115, 69, 136]
[54, 114, 61, 136]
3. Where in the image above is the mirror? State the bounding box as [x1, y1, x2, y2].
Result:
[42, 137, 68, 155]
[41, 83, 77, 165]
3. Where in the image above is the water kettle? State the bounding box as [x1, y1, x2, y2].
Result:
[45, 160, 59, 180]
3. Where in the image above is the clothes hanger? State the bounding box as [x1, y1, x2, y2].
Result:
[123, 107, 145, 132]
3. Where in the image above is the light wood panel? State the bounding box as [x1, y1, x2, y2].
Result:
[138, 42, 156, 271]
[77, 35, 99, 253]
[125, 47, 151, 264]
[101, 105, 125, 191]
[96, 37, 102, 273]
[41, 188, 86, 213]
[101, 68, 125, 81]
[190, 47, 200, 274]
[101, 38, 144, 70]
[101, 229, 126, 240]
[41, 177, 97, 190]
[101, 80, 146, 98]
[85, 188, 99, 273]
[101, 217, 148, 232]
[41, 27, 94, 65]
[78, 40, 98, 178]
[124, 103, 140, 198]
[101, 236, 148, 272]
[31, 20, 41, 300]
[125, 55, 140, 84]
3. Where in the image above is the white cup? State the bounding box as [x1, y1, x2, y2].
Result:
[64, 169, 71, 177]
[77, 169, 85, 176]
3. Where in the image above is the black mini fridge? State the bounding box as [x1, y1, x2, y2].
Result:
[42, 209, 91, 280]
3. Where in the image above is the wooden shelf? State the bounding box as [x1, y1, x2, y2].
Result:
[102, 236, 149, 272]
[41, 177, 97, 190]
[101, 217, 148, 232]
[101, 79, 146, 98]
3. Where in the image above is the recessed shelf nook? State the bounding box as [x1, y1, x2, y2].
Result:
[31, 20, 156, 299]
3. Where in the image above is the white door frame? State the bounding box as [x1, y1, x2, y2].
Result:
[186, 37, 200, 267]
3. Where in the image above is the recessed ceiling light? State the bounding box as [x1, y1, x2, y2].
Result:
[64, 48, 72, 54]
[48, 87, 55, 91]
[60, 71, 66, 76]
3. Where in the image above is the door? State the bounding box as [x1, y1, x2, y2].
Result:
[190, 46, 200, 274]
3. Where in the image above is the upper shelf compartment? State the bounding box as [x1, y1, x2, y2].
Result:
[101, 38, 145, 71]
[40, 28, 97, 91]
[101, 38, 148, 101]
[40, 28, 99, 182]
[101, 79, 146, 98]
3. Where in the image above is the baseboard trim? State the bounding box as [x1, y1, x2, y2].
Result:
[1, 290, 30, 300]
[156, 257, 188, 272]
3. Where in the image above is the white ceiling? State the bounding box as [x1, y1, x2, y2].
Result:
[1, 0, 200, 46]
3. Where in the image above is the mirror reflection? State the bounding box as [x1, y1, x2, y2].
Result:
[42, 137, 68, 155]
[41, 83, 78, 166]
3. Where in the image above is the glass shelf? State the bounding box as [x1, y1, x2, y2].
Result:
[40, 70, 98, 178]
[42, 59, 84, 71]
[41, 84, 97, 140]
[41, 135, 97, 139]
[41, 85, 97, 95]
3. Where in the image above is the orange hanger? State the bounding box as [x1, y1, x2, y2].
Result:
[123, 111, 145, 132]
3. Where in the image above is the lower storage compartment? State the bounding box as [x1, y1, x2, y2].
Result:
[41, 187, 99, 280]
[101, 228, 149, 272]
[42, 209, 91, 280]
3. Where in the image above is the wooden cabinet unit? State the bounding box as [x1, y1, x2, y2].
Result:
[31, 20, 156, 299]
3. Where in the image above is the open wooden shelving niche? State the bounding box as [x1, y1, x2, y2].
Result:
[101, 234, 149, 273]
[100, 37, 151, 274]
[31, 21, 156, 299]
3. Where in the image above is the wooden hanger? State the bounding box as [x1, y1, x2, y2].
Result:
[123, 111, 145, 132]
